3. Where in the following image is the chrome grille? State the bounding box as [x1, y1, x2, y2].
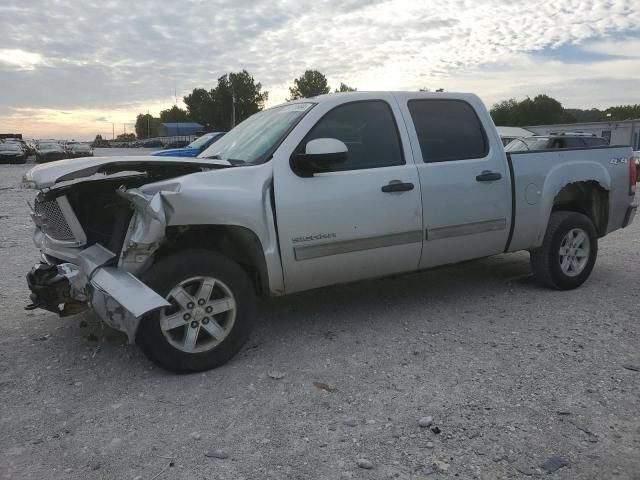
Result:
[34, 198, 76, 241]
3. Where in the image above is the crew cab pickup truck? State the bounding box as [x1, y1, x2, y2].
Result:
[23, 92, 637, 373]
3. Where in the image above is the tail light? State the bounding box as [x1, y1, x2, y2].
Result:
[630, 155, 637, 196]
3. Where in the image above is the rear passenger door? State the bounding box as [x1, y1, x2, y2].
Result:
[397, 96, 512, 268]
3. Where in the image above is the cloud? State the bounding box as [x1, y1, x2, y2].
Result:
[0, 49, 43, 70]
[0, 0, 639, 138]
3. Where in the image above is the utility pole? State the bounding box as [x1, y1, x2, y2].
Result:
[147, 110, 150, 139]
[231, 88, 236, 129]
[112, 123, 115, 140]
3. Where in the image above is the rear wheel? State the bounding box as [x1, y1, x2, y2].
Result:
[137, 250, 256, 373]
[530, 211, 598, 290]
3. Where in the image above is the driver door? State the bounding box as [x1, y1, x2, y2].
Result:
[273, 96, 423, 293]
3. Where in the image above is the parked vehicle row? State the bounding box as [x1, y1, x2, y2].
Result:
[31, 141, 93, 163]
[23, 91, 637, 373]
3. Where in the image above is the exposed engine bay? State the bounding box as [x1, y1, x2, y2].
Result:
[25, 158, 232, 340]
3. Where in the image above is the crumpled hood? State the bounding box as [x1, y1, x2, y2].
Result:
[23, 155, 231, 189]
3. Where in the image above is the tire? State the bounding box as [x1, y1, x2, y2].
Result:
[137, 249, 256, 373]
[530, 211, 598, 290]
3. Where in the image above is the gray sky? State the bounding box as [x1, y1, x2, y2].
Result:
[1, 0, 639, 139]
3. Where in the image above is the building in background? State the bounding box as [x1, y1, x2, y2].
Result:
[157, 122, 204, 137]
[526, 119, 640, 149]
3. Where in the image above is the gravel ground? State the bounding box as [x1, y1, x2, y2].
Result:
[0, 155, 639, 480]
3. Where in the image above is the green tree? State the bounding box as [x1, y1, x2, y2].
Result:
[489, 99, 519, 126]
[159, 105, 191, 123]
[288, 70, 330, 100]
[490, 95, 569, 126]
[565, 108, 604, 123]
[605, 104, 640, 121]
[135, 113, 161, 139]
[91, 134, 106, 147]
[335, 82, 357, 93]
[183, 88, 216, 130]
[115, 133, 136, 142]
[210, 70, 269, 130]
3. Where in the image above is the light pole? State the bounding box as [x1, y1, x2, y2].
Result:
[231, 88, 236, 129]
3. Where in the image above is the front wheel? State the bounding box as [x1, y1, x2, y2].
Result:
[530, 211, 598, 290]
[137, 250, 256, 373]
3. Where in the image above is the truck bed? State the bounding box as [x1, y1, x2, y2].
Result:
[506, 145, 634, 252]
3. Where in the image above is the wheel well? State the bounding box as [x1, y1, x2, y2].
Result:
[155, 225, 270, 297]
[552, 181, 609, 236]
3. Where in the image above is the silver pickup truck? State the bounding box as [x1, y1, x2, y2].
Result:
[23, 92, 637, 372]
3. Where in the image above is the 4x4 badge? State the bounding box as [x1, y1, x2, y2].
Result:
[610, 157, 628, 165]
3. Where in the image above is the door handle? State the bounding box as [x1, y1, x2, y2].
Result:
[476, 171, 502, 182]
[381, 181, 414, 193]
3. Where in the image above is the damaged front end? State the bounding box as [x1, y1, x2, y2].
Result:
[26, 244, 170, 341]
[23, 157, 226, 341]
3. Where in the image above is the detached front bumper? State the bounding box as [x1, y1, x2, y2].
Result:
[26, 244, 170, 342]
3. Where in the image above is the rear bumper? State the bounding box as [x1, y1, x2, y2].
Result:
[26, 244, 169, 342]
[622, 204, 637, 228]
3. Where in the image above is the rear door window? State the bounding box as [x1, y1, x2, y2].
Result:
[407, 100, 488, 162]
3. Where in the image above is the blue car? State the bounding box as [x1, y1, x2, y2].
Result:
[151, 132, 226, 158]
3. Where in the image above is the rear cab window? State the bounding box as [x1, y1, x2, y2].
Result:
[407, 99, 488, 162]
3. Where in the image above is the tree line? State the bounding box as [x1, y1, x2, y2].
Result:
[490, 95, 640, 127]
[133, 71, 640, 138]
[134, 70, 356, 138]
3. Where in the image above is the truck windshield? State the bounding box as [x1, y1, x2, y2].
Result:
[188, 133, 218, 149]
[198, 103, 314, 164]
[505, 137, 551, 152]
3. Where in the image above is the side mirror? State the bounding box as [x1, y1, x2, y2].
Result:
[292, 138, 348, 176]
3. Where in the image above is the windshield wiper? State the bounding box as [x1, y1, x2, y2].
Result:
[199, 155, 246, 166]
[227, 159, 248, 166]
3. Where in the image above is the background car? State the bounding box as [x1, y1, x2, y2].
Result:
[35, 142, 67, 163]
[505, 133, 609, 152]
[151, 132, 226, 157]
[5, 138, 32, 156]
[0, 141, 28, 164]
[66, 142, 94, 158]
[140, 139, 164, 148]
[163, 140, 190, 149]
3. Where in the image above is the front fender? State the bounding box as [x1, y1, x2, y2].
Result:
[122, 163, 284, 295]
